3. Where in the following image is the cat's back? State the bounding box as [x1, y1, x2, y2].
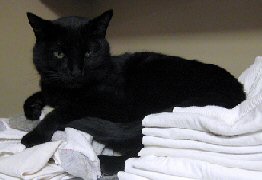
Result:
[121, 52, 227, 82]
[116, 52, 245, 109]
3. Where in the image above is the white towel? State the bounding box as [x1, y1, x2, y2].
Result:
[142, 57, 262, 137]
[139, 147, 262, 171]
[0, 120, 74, 179]
[52, 128, 101, 179]
[122, 157, 194, 180]
[117, 171, 149, 180]
[142, 90, 262, 136]
[143, 127, 262, 146]
[118, 172, 150, 180]
[0, 140, 72, 179]
[0, 117, 116, 180]
[0, 119, 26, 156]
[119, 156, 262, 180]
[143, 136, 262, 154]
[238, 56, 262, 98]
[0, 119, 27, 140]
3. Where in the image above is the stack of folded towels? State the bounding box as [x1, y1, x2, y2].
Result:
[118, 56, 262, 180]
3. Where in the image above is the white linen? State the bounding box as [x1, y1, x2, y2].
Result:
[0, 117, 116, 180]
[142, 127, 262, 146]
[143, 136, 262, 154]
[52, 128, 101, 179]
[142, 91, 262, 136]
[0, 119, 74, 179]
[118, 172, 150, 180]
[119, 156, 262, 180]
[238, 56, 262, 98]
[0, 141, 69, 179]
[139, 147, 262, 171]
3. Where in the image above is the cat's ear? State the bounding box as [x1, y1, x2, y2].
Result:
[26, 12, 52, 39]
[91, 9, 113, 37]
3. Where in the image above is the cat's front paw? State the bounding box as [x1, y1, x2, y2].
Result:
[24, 105, 42, 120]
[21, 130, 46, 148]
[23, 94, 44, 120]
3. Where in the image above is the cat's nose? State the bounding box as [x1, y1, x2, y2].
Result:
[71, 66, 81, 77]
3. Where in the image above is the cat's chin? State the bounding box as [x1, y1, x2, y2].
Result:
[64, 82, 84, 89]
[44, 80, 84, 89]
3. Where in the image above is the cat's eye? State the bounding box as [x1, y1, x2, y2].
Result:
[53, 51, 65, 59]
[85, 51, 92, 58]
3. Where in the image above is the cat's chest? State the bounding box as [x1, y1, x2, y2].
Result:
[42, 86, 82, 105]
[42, 83, 126, 107]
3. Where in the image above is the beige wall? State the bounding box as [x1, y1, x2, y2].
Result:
[0, 0, 262, 116]
[0, 0, 58, 116]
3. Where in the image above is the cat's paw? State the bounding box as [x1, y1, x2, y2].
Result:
[24, 104, 42, 120]
[21, 130, 46, 148]
[99, 155, 125, 176]
[23, 95, 44, 120]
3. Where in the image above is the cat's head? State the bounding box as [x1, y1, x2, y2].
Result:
[27, 10, 113, 88]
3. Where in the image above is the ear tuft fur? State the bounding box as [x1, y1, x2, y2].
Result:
[26, 12, 52, 39]
[91, 9, 114, 37]
[26, 12, 44, 31]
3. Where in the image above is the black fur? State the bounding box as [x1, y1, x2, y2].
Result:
[22, 10, 246, 175]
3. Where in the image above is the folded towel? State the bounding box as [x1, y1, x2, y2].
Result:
[143, 136, 262, 154]
[118, 172, 150, 180]
[143, 90, 262, 136]
[142, 57, 262, 137]
[122, 157, 194, 180]
[119, 156, 262, 180]
[143, 127, 262, 146]
[119, 169, 193, 180]
[139, 147, 262, 171]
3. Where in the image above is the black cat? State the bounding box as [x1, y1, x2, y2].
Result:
[22, 9, 246, 175]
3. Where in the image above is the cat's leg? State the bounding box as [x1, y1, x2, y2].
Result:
[24, 91, 45, 120]
[21, 105, 83, 148]
[99, 153, 139, 176]
[99, 155, 127, 176]
[67, 118, 142, 175]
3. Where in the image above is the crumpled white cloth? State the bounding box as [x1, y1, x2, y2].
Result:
[239, 56, 262, 98]
[0, 117, 115, 180]
[0, 123, 72, 180]
[52, 128, 103, 179]
[0, 118, 73, 179]
[0, 140, 69, 180]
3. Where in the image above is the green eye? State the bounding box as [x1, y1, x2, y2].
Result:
[85, 51, 91, 58]
[53, 51, 65, 59]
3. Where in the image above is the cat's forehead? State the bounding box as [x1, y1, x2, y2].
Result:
[53, 16, 91, 28]
[51, 17, 95, 42]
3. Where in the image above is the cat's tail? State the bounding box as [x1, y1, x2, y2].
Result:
[66, 117, 143, 154]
